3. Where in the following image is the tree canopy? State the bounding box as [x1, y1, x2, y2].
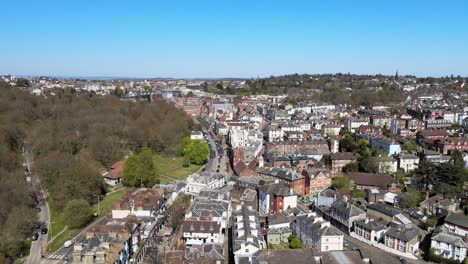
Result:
[63, 199, 93, 228]
[182, 138, 209, 165]
[123, 148, 158, 187]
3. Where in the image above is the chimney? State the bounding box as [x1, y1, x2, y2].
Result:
[362, 258, 370, 263]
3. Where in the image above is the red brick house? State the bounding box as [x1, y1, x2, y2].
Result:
[258, 167, 309, 195]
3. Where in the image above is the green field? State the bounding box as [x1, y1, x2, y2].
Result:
[153, 154, 202, 183]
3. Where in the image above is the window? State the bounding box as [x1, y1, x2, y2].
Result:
[325, 246, 329, 251]
[246, 249, 249, 253]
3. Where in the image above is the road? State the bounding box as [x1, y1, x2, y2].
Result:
[23, 146, 51, 264]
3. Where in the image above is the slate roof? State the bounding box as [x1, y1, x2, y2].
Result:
[432, 225, 468, 248]
[367, 203, 400, 217]
[330, 200, 365, 218]
[257, 167, 303, 182]
[445, 212, 468, 229]
[182, 220, 220, 233]
[354, 218, 388, 231]
[259, 183, 292, 197]
[268, 214, 292, 226]
[385, 226, 420, 242]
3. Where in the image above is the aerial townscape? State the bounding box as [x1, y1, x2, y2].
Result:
[1, 72, 468, 264]
[1, 1, 468, 264]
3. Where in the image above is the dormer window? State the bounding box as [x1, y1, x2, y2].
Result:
[190, 225, 194, 231]
[200, 225, 205, 231]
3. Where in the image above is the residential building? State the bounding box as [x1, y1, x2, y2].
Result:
[397, 153, 419, 172]
[431, 225, 468, 262]
[182, 220, 222, 245]
[346, 117, 370, 133]
[303, 168, 332, 194]
[185, 172, 225, 196]
[444, 213, 468, 237]
[353, 218, 387, 244]
[438, 137, 468, 154]
[374, 156, 398, 174]
[347, 172, 399, 192]
[102, 160, 124, 186]
[111, 188, 164, 219]
[384, 226, 421, 256]
[329, 200, 366, 233]
[294, 214, 344, 252]
[233, 205, 265, 264]
[370, 137, 401, 155]
[259, 183, 297, 215]
[190, 131, 204, 140]
[258, 167, 309, 195]
[330, 152, 356, 176]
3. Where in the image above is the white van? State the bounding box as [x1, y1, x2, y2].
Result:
[64, 239, 75, 248]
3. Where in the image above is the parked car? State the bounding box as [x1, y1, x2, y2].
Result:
[64, 239, 75, 248]
[35, 207, 42, 212]
[34, 223, 41, 230]
[41, 228, 48, 234]
[32, 233, 39, 241]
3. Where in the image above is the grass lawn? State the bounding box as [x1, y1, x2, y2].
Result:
[47, 198, 65, 241]
[92, 187, 127, 216]
[153, 154, 202, 184]
[47, 228, 81, 252]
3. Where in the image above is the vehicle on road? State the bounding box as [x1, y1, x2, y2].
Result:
[64, 239, 75, 248]
[32, 233, 39, 241]
[41, 227, 48, 234]
[35, 207, 42, 212]
[343, 241, 349, 247]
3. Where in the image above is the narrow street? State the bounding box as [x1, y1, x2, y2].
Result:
[23, 146, 51, 264]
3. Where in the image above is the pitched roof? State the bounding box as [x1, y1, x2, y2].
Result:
[103, 160, 124, 179]
[260, 183, 293, 197]
[347, 172, 395, 189]
[385, 226, 420, 242]
[330, 152, 356, 161]
[258, 167, 303, 182]
[445, 212, 468, 229]
[182, 220, 220, 233]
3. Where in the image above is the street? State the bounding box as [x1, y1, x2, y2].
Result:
[23, 146, 51, 264]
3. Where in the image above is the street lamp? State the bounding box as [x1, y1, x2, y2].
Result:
[93, 194, 101, 217]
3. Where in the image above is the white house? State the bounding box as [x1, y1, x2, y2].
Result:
[294, 214, 344, 252]
[431, 225, 467, 262]
[182, 220, 223, 245]
[185, 172, 225, 196]
[190, 131, 204, 140]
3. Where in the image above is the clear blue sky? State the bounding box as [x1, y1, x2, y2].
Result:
[1, 0, 467, 78]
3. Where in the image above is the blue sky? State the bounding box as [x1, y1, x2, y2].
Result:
[1, 0, 467, 78]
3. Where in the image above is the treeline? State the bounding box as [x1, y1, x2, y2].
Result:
[0, 82, 193, 260]
[0, 84, 38, 262]
[208, 73, 467, 106]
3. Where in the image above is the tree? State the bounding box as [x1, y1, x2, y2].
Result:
[122, 147, 158, 187]
[398, 189, 421, 208]
[182, 139, 209, 165]
[339, 136, 357, 152]
[342, 162, 359, 173]
[350, 189, 366, 198]
[63, 199, 92, 228]
[332, 177, 352, 191]
[288, 234, 301, 249]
